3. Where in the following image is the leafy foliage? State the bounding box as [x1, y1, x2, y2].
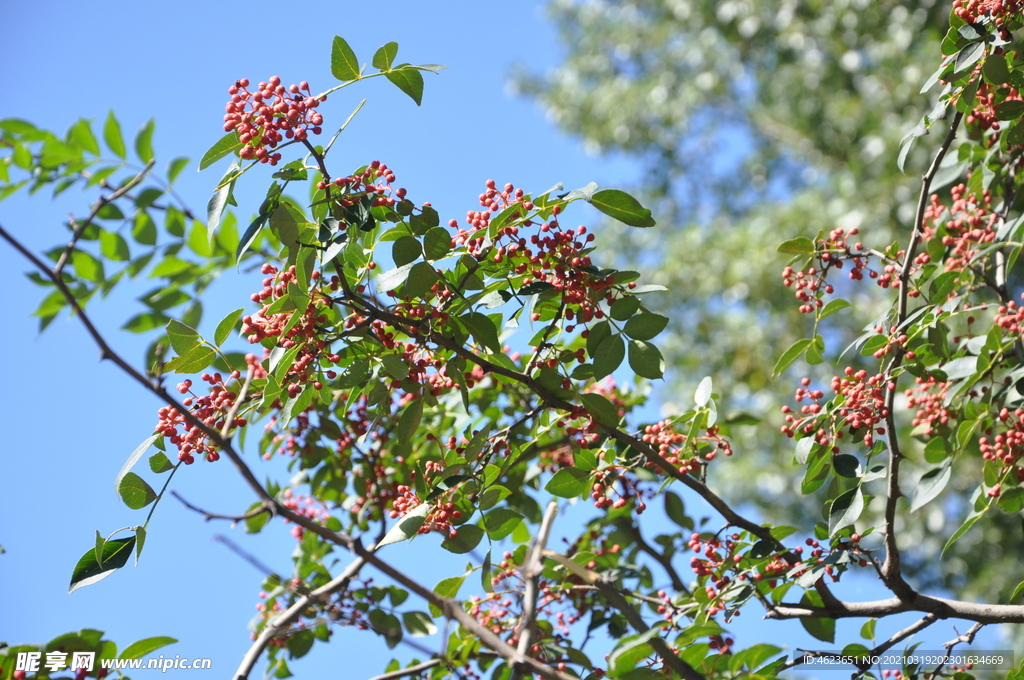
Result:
[6, 20, 1024, 680]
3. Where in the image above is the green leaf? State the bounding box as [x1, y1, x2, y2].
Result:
[441, 524, 484, 554]
[331, 36, 361, 81]
[588, 189, 655, 227]
[236, 213, 268, 263]
[480, 485, 512, 511]
[401, 611, 437, 637]
[148, 452, 173, 473]
[694, 376, 712, 407]
[103, 110, 126, 159]
[609, 296, 641, 320]
[378, 503, 430, 547]
[114, 434, 159, 495]
[545, 467, 590, 498]
[828, 486, 864, 536]
[819, 298, 851, 320]
[664, 491, 688, 528]
[580, 392, 621, 426]
[483, 509, 524, 540]
[628, 339, 664, 379]
[120, 636, 177, 660]
[608, 625, 667, 676]
[940, 355, 978, 381]
[910, 463, 952, 512]
[776, 236, 815, 254]
[100, 231, 130, 262]
[167, 157, 190, 183]
[382, 353, 410, 379]
[72, 250, 105, 282]
[68, 119, 100, 155]
[622, 312, 669, 341]
[386, 67, 426, 106]
[773, 338, 813, 378]
[593, 333, 625, 380]
[395, 398, 424, 443]
[214, 308, 244, 346]
[423, 226, 452, 260]
[392, 235, 422, 266]
[798, 593, 835, 642]
[859, 618, 876, 641]
[134, 118, 155, 163]
[942, 505, 989, 556]
[377, 262, 415, 292]
[373, 41, 399, 70]
[208, 163, 237, 246]
[134, 525, 146, 566]
[118, 472, 158, 510]
[166, 346, 217, 374]
[461, 312, 502, 353]
[165, 319, 201, 356]
[199, 132, 242, 171]
[69, 536, 136, 593]
[954, 41, 986, 75]
[369, 609, 403, 648]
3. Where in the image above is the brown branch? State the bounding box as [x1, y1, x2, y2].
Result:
[543, 551, 703, 680]
[365, 660, 443, 680]
[1, 222, 277, 506]
[235, 553, 369, 680]
[510, 501, 559, 680]
[868, 612, 938, 663]
[53, 160, 155, 276]
[881, 109, 965, 601]
[930, 622, 985, 676]
[765, 590, 1024, 624]
[622, 519, 689, 594]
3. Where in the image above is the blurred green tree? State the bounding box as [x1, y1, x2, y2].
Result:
[513, 0, 1022, 606]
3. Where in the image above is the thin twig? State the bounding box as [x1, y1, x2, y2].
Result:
[53, 159, 155, 275]
[171, 491, 270, 524]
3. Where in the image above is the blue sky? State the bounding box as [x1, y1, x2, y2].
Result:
[0, 2, 1012, 679]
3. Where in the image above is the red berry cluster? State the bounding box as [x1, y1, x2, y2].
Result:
[781, 371, 893, 449]
[389, 485, 462, 538]
[966, 80, 1023, 133]
[317, 159, 405, 210]
[921, 184, 998, 273]
[156, 358, 261, 464]
[280, 488, 333, 540]
[953, 0, 1024, 24]
[905, 377, 956, 437]
[995, 294, 1024, 333]
[781, 227, 898, 313]
[686, 532, 745, 615]
[979, 408, 1024, 495]
[640, 419, 732, 475]
[224, 77, 324, 164]
[588, 469, 648, 512]
[242, 264, 336, 397]
[831, 369, 893, 447]
[450, 180, 611, 327]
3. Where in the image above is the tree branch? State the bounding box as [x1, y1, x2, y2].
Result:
[881, 109, 965, 600]
[510, 501, 559, 680]
[543, 550, 704, 680]
[365, 660, 442, 680]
